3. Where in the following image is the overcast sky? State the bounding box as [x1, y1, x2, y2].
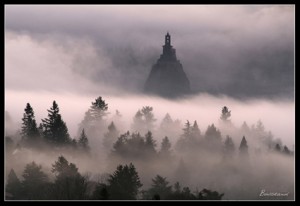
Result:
[5, 5, 295, 99]
[4, 5, 295, 147]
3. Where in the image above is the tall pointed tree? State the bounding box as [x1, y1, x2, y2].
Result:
[147, 175, 172, 200]
[141, 106, 156, 132]
[132, 106, 156, 134]
[191, 120, 201, 139]
[51, 156, 88, 200]
[239, 136, 249, 156]
[22, 162, 49, 199]
[20, 103, 40, 145]
[41, 101, 71, 145]
[205, 124, 222, 143]
[89, 96, 109, 122]
[224, 135, 235, 157]
[182, 120, 191, 139]
[160, 113, 173, 131]
[144, 131, 157, 156]
[160, 136, 172, 157]
[107, 163, 142, 200]
[6, 169, 22, 200]
[78, 129, 90, 152]
[132, 110, 144, 132]
[103, 121, 119, 149]
[78, 96, 109, 139]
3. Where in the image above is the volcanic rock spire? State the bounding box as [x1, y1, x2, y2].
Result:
[144, 33, 191, 98]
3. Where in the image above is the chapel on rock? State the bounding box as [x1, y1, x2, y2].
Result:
[144, 33, 191, 98]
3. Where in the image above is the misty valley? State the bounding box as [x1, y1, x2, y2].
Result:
[5, 96, 294, 200]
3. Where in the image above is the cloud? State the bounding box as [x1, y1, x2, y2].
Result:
[5, 5, 295, 99]
[5, 90, 295, 149]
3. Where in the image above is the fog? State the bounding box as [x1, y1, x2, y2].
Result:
[5, 92, 295, 200]
[5, 91, 295, 148]
[5, 5, 294, 201]
[5, 5, 294, 99]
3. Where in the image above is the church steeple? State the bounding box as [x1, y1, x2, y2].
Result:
[162, 32, 176, 61]
[165, 32, 171, 46]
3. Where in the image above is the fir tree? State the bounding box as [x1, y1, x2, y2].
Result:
[6, 169, 22, 200]
[145, 131, 157, 155]
[224, 135, 235, 158]
[107, 163, 142, 200]
[51, 156, 88, 199]
[20, 103, 40, 145]
[77, 96, 109, 139]
[103, 121, 119, 149]
[160, 136, 172, 157]
[132, 110, 144, 132]
[78, 129, 90, 152]
[239, 136, 249, 156]
[191, 120, 201, 139]
[205, 124, 222, 142]
[132, 106, 156, 134]
[160, 113, 173, 131]
[93, 183, 110, 200]
[182, 120, 191, 139]
[41, 101, 71, 145]
[89, 96, 109, 122]
[241, 121, 250, 134]
[22, 162, 49, 199]
[148, 175, 172, 200]
[141, 106, 156, 131]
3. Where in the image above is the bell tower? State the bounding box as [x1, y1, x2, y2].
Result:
[165, 32, 171, 46]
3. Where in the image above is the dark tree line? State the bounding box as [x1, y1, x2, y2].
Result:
[6, 156, 224, 200]
[110, 129, 174, 162]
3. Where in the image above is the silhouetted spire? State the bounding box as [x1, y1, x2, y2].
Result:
[165, 32, 171, 46]
[144, 33, 191, 98]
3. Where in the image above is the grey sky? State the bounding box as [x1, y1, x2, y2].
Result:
[5, 5, 295, 99]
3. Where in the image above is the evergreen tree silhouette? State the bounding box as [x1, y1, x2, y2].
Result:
[20, 103, 40, 147]
[41, 101, 71, 145]
[205, 124, 222, 143]
[103, 121, 119, 149]
[51, 156, 88, 199]
[6, 169, 22, 200]
[22, 162, 49, 199]
[93, 183, 110, 200]
[160, 136, 172, 158]
[145, 131, 157, 156]
[191, 120, 201, 139]
[107, 163, 142, 200]
[89, 96, 109, 122]
[148, 175, 172, 200]
[78, 129, 90, 153]
[239, 136, 249, 156]
[77, 96, 109, 140]
[224, 135, 235, 157]
[132, 106, 156, 134]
